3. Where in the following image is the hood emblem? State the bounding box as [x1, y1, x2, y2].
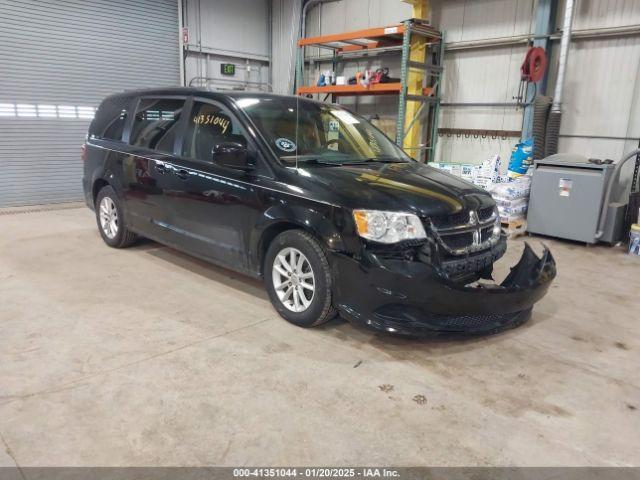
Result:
[469, 210, 481, 247]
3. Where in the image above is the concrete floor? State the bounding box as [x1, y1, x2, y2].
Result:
[0, 204, 639, 467]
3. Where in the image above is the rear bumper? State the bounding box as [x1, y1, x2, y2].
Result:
[330, 243, 556, 336]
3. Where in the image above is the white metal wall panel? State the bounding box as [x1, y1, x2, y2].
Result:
[315, 0, 412, 35]
[184, 0, 270, 57]
[184, 54, 269, 91]
[438, 44, 528, 165]
[557, 0, 640, 29]
[0, 0, 179, 207]
[271, 0, 302, 95]
[434, 0, 534, 43]
[552, 0, 640, 169]
[182, 0, 270, 91]
[554, 37, 640, 192]
[557, 37, 640, 140]
[432, 0, 534, 167]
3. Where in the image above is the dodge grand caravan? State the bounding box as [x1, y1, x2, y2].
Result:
[83, 88, 556, 336]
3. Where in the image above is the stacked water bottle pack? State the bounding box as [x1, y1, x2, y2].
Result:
[488, 175, 532, 223]
[428, 154, 504, 188]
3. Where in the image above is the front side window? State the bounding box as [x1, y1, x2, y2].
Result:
[129, 98, 184, 153]
[236, 96, 410, 165]
[182, 101, 247, 161]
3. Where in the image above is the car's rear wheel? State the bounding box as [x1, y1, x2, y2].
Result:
[265, 230, 336, 327]
[95, 185, 137, 248]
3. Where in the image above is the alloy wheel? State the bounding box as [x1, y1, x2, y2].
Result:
[272, 247, 315, 312]
[99, 196, 119, 239]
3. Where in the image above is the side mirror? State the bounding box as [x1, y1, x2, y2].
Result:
[212, 141, 253, 171]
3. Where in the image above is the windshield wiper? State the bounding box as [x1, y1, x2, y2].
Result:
[293, 158, 342, 166]
[289, 157, 408, 167]
[340, 157, 407, 165]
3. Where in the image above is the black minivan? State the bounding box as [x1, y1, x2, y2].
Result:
[83, 88, 555, 336]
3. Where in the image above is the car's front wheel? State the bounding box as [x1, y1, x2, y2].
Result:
[265, 230, 336, 327]
[95, 185, 137, 248]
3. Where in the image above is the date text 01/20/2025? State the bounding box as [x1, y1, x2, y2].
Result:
[232, 468, 400, 478]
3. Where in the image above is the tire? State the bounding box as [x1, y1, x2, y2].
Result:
[264, 230, 336, 327]
[95, 185, 137, 248]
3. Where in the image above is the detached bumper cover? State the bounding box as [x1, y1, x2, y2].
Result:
[331, 243, 556, 336]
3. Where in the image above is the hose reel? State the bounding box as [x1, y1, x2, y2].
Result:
[521, 46, 548, 83]
[515, 46, 548, 108]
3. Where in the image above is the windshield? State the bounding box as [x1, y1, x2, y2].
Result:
[235, 96, 412, 165]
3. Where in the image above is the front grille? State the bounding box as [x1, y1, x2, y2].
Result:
[477, 206, 494, 221]
[425, 206, 499, 256]
[441, 231, 473, 250]
[480, 225, 494, 242]
[430, 206, 494, 229]
[430, 211, 468, 229]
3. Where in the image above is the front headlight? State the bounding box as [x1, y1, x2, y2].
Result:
[353, 210, 427, 244]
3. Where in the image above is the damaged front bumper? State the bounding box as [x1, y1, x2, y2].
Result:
[330, 243, 556, 336]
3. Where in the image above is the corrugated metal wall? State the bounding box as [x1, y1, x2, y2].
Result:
[434, 0, 535, 167]
[183, 0, 271, 92]
[547, 0, 640, 191]
[271, 0, 303, 95]
[0, 0, 180, 207]
[292, 0, 640, 171]
[306, 0, 412, 34]
[552, 0, 640, 160]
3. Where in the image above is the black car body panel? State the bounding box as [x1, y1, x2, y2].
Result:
[83, 88, 556, 336]
[332, 243, 555, 335]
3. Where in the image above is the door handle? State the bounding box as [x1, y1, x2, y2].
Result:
[176, 169, 189, 180]
[156, 162, 167, 174]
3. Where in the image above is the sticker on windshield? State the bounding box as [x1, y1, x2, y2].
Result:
[275, 138, 297, 152]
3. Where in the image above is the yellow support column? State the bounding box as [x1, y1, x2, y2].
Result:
[402, 0, 430, 159]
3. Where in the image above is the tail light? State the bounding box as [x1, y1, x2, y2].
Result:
[80, 143, 87, 161]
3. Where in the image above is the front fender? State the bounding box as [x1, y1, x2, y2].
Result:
[249, 202, 353, 273]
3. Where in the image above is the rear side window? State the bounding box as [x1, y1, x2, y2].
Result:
[90, 96, 130, 141]
[129, 98, 184, 153]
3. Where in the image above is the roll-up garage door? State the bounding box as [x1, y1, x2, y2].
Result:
[0, 0, 180, 207]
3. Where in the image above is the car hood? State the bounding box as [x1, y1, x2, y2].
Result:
[294, 161, 494, 217]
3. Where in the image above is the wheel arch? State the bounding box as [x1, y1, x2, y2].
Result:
[253, 204, 350, 277]
[91, 175, 132, 225]
[257, 221, 300, 275]
[92, 178, 110, 206]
